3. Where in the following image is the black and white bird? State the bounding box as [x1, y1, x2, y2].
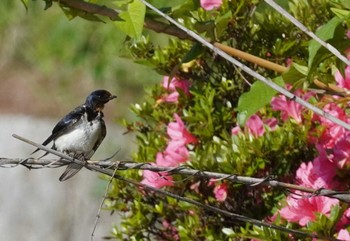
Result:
[32, 89, 116, 181]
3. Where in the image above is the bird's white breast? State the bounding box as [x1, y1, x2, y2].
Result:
[54, 113, 102, 154]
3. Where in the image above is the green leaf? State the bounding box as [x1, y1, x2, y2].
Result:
[20, 0, 29, 11]
[44, 0, 53, 10]
[331, 8, 350, 20]
[336, 0, 350, 10]
[237, 77, 284, 125]
[114, 0, 145, 39]
[215, 11, 232, 39]
[308, 17, 346, 75]
[282, 62, 308, 83]
[181, 43, 204, 63]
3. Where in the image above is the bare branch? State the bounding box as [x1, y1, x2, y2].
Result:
[53, 0, 191, 40]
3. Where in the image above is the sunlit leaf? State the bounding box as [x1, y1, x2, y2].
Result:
[20, 0, 29, 11]
[114, 0, 145, 39]
[308, 17, 348, 75]
[237, 77, 284, 125]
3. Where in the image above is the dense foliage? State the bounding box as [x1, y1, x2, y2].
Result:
[27, 0, 350, 240]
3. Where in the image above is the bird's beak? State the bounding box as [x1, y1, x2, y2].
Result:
[109, 95, 117, 100]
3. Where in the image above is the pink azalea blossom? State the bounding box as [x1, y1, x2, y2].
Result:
[311, 145, 339, 189]
[285, 57, 293, 67]
[337, 229, 350, 241]
[271, 86, 313, 123]
[335, 66, 350, 90]
[313, 103, 348, 127]
[279, 193, 338, 226]
[161, 92, 180, 103]
[338, 208, 350, 229]
[167, 113, 197, 144]
[162, 220, 180, 240]
[213, 183, 228, 202]
[156, 141, 189, 167]
[263, 117, 278, 131]
[271, 95, 303, 123]
[141, 169, 174, 189]
[190, 181, 201, 193]
[231, 116, 277, 137]
[156, 152, 177, 167]
[318, 125, 345, 149]
[200, 0, 222, 10]
[246, 114, 265, 137]
[231, 126, 242, 135]
[313, 103, 348, 149]
[159, 76, 191, 103]
[295, 145, 338, 189]
[334, 132, 350, 168]
[295, 162, 317, 188]
[208, 178, 216, 186]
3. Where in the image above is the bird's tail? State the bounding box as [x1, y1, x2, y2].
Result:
[59, 162, 84, 181]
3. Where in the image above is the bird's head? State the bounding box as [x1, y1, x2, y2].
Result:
[85, 89, 117, 111]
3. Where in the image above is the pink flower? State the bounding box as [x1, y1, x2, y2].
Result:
[231, 116, 277, 137]
[263, 117, 278, 131]
[318, 125, 345, 149]
[200, 0, 222, 10]
[313, 103, 348, 149]
[159, 76, 191, 103]
[311, 145, 339, 189]
[167, 113, 197, 144]
[141, 168, 174, 189]
[271, 95, 303, 123]
[337, 229, 350, 241]
[338, 208, 350, 229]
[156, 141, 190, 167]
[271, 86, 313, 123]
[162, 220, 180, 240]
[285, 57, 293, 67]
[246, 114, 265, 137]
[213, 183, 228, 202]
[190, 181, 201, 193]
[335, 66, 350, 90]
[231, 126, 242, 135]
[165, 141, 189, 162]
[161, 92, 179, 103]
[293, 145, 339, 191]
[295, 162, 317, 188]
[279, 193, 338, 226]
[334, 132, 350, 169]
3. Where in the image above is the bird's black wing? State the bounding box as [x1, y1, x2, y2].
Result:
[58, 114, 106, 182]
[31, 105, 86, 154]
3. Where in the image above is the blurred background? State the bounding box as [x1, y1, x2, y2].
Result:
[0, 1, 160, 240]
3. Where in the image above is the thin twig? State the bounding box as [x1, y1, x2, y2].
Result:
[91, 165, 118, 241]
